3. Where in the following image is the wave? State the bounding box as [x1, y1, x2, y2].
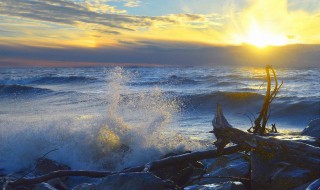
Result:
[272, 101, 320, 119]
[0, 84, 53, 96]
[0, 67, 201, 174]
[225, 74, 266, 81]
[31, 76, 98, 84]
[181, 91, 319, 122]
[215, 81, 245, 87]
[132, 75, 198, 86]
[182, 91, 264, 111]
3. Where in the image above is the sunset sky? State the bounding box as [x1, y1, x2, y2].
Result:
[0, 0, 320, 67]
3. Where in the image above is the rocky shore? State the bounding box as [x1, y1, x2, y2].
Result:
[1, 118, 319, 190]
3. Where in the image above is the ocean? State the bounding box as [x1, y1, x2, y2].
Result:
[0, 66, 319, 173]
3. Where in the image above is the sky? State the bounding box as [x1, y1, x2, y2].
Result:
[0, 0, 320, 67]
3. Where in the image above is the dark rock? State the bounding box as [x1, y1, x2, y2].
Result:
[47, 178, 68, 190]
[0, 169, 6, 177]
[34, 158, 70, 176]
[251, 151, 316, 190]
[35, 183, 58, 190]
[185, 181, 245, 190]
[292, 178, 320, 190]
[306, 178, 320, 190]
[72, 183, 96, 190]
[152, 151, 205, 186]
[198, 153, 249, 184]
[72, 172, 175, 190]
[302, 118, 320, 139]
[172, 166, 194, 186]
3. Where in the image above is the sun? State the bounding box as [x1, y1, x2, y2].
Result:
[242, 20, 289, 48]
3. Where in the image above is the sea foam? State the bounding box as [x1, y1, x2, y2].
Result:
[0, 67, 201, 174]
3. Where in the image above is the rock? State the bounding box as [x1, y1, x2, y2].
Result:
[185, 181, 245, 190]
[152, 151, 205, 186]
[306, 178, 320, 190]
[72, 172, 174, 190]
[251, 151, 316, 190]
[35, 183, 57, 190]
[33, 158, 70, 188]
[292, 178, 320, 190]
[302, 118, 320, 138]
[0, 168, 6, 177]
[198, 153, 249, 185]
[72, 183, 96, 190]
[47, 178, 68, 190]
[34, 158, 71, 176]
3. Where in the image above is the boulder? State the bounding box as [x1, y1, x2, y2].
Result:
[302, 118, 320, 139]
[198, 153, 249, 185]
[34, 183, 57, 190]
[185, 181, 246, 190]
[72, 183, 96, 190]
[251, 151, 316, 190]
[292, 178, 320, 190]
[0, 168, 6, 177]
[306, 178, 320, 190]
[72, 172, 174, 190]
[34, 158, 70, 176]
[152, 151, 205, 187]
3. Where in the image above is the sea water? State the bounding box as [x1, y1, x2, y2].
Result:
[0, 66, 319, 173]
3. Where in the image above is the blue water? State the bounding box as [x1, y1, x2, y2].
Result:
[0, 66, 319, 173]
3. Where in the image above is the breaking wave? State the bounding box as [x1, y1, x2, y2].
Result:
[0, 67, 200, 174]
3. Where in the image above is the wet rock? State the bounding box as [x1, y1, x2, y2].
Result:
[251, 151, 315, 190]
[198, 153, 249, 184]
[34, 158, 70, 176]
[72, 183, 96, 190]
[306, 178, 320, 190]
[47, 178, 68, 190]
[185, 181, 245, 190]
[0, 168, 6, 177]
[72, 172, 174, 190]
[35, 183, 57, 190]
[153, 151, 205, 186]
[302, 118, 320, 139]
[292, 178, 320, 190]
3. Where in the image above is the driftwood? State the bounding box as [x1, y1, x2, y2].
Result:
[4, 145, 242, 189]
[214, 127, 320, 170]
[211, 104, 320, 173]
[248, 65, 283, 135]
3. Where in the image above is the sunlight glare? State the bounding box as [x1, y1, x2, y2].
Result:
[244, 22, 288, 48]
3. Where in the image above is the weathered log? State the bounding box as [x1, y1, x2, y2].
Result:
[143, 145, 242, 172]
[211, 104, 320, 189]
[214, 127, 320, 170]
[4, 145, 241, 189]
[211, 104, 320, 172]
[210, 103, 233, 151]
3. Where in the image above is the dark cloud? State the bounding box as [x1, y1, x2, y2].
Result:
[0, 42, 319, 68]
[93, 28, 121, 35]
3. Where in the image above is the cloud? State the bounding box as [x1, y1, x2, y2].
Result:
[1, 0, 319, 49]
[1, 42, 319, 68]
[124, 0, 141, 7]
[83, 0, 127, 14]
[0, 0, 175, 32]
